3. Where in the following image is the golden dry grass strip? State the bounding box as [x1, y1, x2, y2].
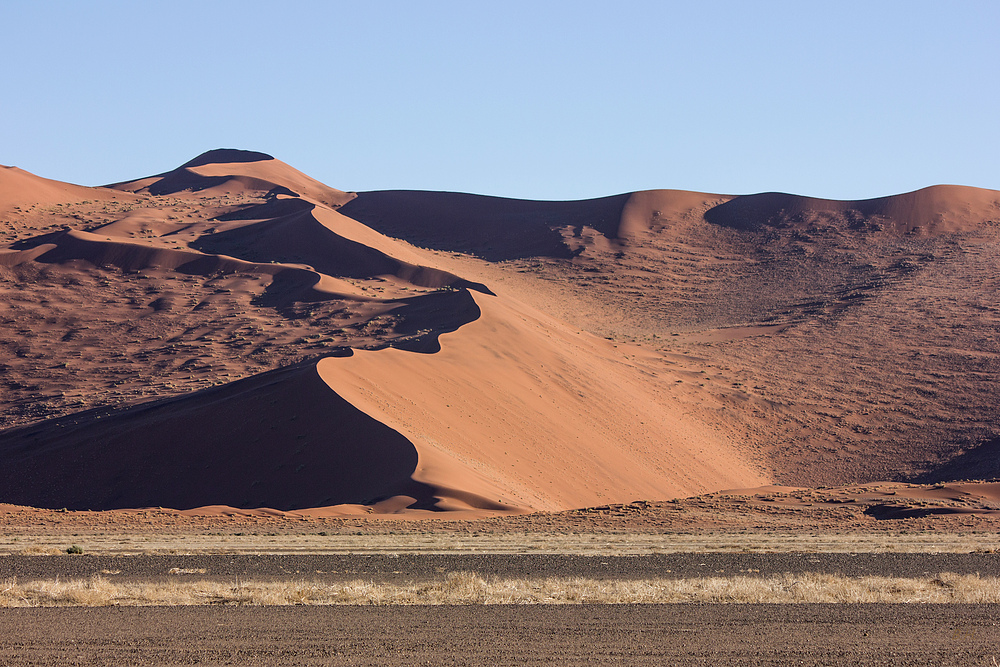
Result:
[2, 572, 1000, 607]
[7, 531, 1000, 556]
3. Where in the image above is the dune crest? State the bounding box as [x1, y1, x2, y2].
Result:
[318, 291, 768, 512]
[0, 165, 132, 214]
[700, 184, 1000, 236]
[108, 148, 356, 209]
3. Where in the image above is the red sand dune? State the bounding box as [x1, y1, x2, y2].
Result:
[697, 185, 1000, 236]
[319, 291, 766, 512]
[1, 149, 999, 515]
[190, 198, 483, 291]
[107, 148, 356, 209]
[0, 165, 130, 214]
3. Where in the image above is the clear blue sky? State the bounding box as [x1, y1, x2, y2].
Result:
[3, 1, 998, 200]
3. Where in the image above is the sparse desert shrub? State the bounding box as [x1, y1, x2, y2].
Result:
[2, 572, 1000, 607]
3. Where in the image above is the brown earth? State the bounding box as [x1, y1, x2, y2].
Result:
[1, 481, 999, 537]
[1, 605, 998, 666]
[5, 553, 1000, 583]
[1, 149, 999, 518]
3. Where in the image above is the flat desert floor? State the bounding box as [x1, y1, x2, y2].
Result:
[3, 493, 1000, 663]
[3, 605, 1000, 666]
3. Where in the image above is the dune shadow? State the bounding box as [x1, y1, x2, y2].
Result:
[211, 194, 314, 221]
[908, 437, 1000, 484]
[9, 229, 69, 250]
[338, 191, 631, 261]
[863, 503, 963, 520]
[703, 193, 799, 231]
[388, 288, 484, 353]
[192, 201, 487, 293]
[0, 362, 448, 511]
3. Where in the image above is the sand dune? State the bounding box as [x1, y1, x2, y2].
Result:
[700, 184, 1000, 236]
[0, 165, 133, 218]
[319, 291, 766, 512]
[108, 148, 356, 209]
[191, 199, 483, 291]
[1, 150, 999, 514]
[618, 189, 730, 238]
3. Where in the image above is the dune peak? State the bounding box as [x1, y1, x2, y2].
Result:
[181, 149, 275, 169]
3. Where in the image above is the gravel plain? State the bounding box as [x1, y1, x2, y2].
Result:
[1, 604, 999, 666]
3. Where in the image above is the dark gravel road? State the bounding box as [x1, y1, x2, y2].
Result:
[1, 604, 998, 666]
[1, 552, 998, 582]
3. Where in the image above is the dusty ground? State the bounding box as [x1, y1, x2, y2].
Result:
[1, 605, 999, 666]
[4, 553, 1000, 582]
[3, 481, 997, 664]
[2, 480, 999, 546]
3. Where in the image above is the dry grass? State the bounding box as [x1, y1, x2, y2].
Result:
[4, 531, 1000, 556]
[2, 571, 999, 607]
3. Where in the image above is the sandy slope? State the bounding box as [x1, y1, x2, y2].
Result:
[319, 291, 766, 512]
[0, 165, 128, 215]
[404, 185, 1000, 487]
[1, 150, 999, 516]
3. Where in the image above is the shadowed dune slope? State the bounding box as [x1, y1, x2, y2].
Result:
[191, 199, 488, 292]
[25, 229, 281, 275]
[338, 191, 632, 260]
[0, 362, 435, 511]
[181, 149, 274, 168]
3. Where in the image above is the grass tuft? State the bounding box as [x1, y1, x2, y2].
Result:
[1, 572, 999, 607]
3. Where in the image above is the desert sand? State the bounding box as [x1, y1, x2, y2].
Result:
[1, 148, 999, 521]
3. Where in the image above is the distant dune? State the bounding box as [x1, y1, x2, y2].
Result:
[699, 184, 1000, 236]
[1, 150, 998, 514]
[0, 164, 130, 214]
[107, 148, 357, 209]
